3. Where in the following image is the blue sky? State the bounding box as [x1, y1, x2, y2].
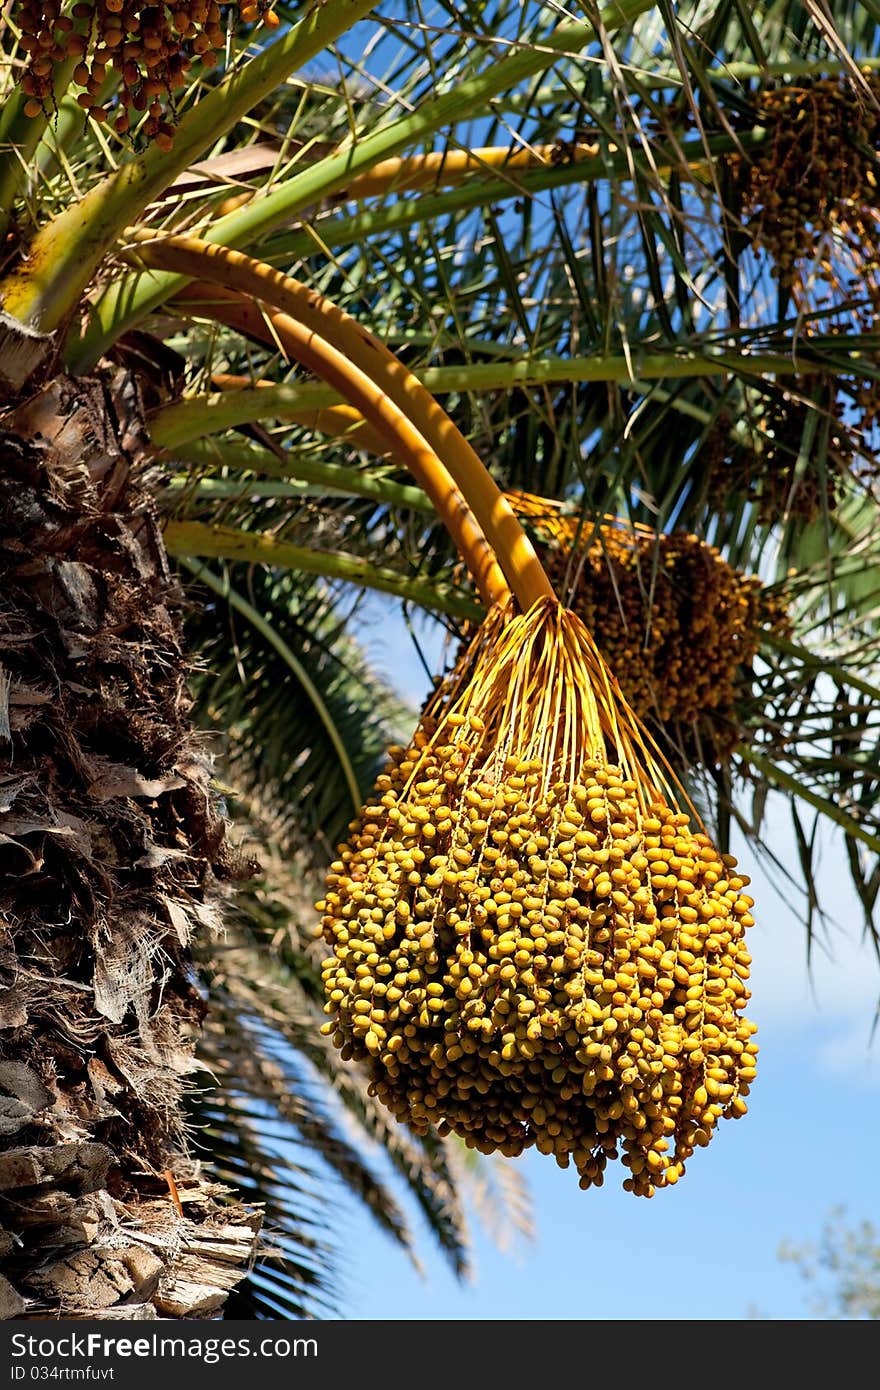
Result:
[326, 594, 879, 1321]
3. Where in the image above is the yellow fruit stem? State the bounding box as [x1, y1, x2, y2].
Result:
[214, 141, 597, 216]
[210, 371, 278, 390]
[340, 142, 596, 199]
[150, 274, 509, 608]
[203, 371, 393, 458]
[130, 230, 555, 611]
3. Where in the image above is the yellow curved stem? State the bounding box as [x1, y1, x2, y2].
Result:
[338, 142, 594, 200]
[153, 276, 509, 608]
[213, 142, 596, 217]
[204, 371, 393, 457]
[131, 230, 554, 610]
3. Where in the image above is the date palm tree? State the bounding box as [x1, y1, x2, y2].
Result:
[0, 0, 878, 1319]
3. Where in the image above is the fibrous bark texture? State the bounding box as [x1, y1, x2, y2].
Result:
[0, 369, 258, 1318]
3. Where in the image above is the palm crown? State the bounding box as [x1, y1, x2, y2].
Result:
[0, 0, 877, 1320]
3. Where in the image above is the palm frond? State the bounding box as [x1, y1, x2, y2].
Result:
[181, 562, 413, 859]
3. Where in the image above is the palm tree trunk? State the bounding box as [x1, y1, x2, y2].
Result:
[0, 356, 259, 1319]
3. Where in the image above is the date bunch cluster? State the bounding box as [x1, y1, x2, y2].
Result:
[699, 389, 860, 528]
[731, 76, 880, 452]
[512, 495, 786, 758]
[738, 76, 880, 278]
[318, 600, 758, 1196]
[15, 0, 278, 143]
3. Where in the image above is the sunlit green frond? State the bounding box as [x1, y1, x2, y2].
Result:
[180, 562, 412, 857]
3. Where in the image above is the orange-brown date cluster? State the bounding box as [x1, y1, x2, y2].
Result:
[15, 1, 278, 143]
